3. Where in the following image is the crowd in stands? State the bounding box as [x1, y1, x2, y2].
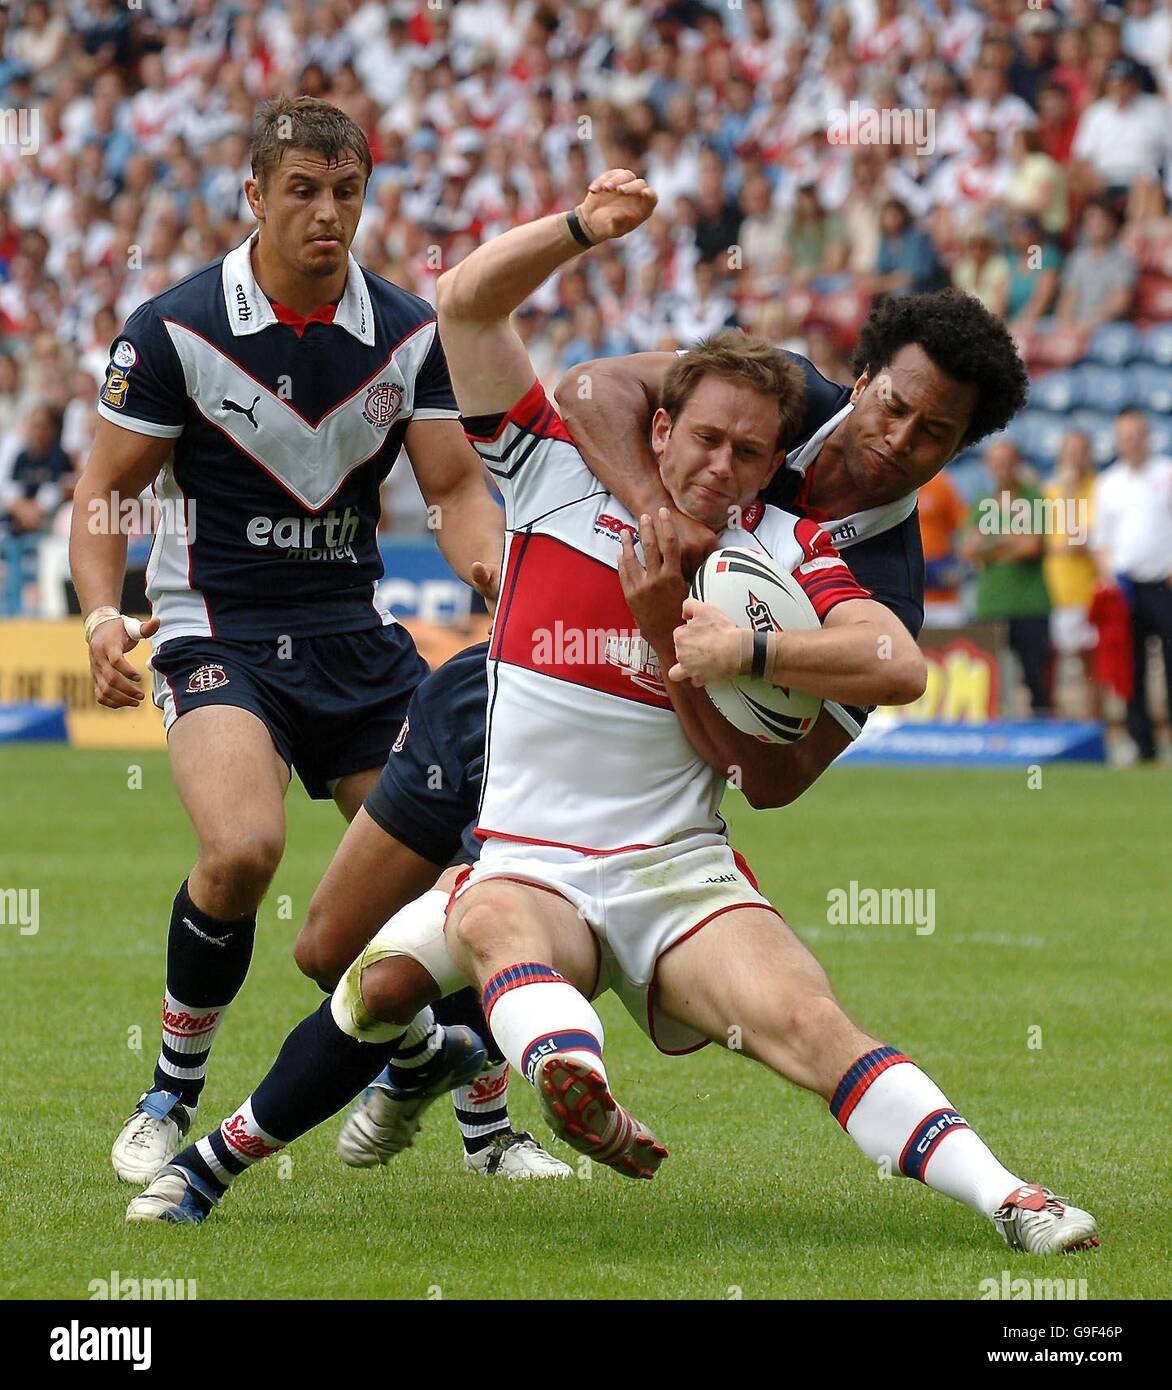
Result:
[0, 0, 1169, 747]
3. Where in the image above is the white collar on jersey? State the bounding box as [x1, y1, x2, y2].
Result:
[783, 400, 919, 550]
[220, 231, 376, 346]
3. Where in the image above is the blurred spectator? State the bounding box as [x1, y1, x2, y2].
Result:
[869, 198, 939, 298]
[1071, 57, 1171, 201]
[1006, 216, 1063, 329]
[736, 172, 786, 283]
[962, 440, 1053, 717]
[692, 149, 742, 265]
[1009, 10, 1059, 110]
[839, 150, 888, 281]
[780, 185, 848, 290]
[670, 257, 737, 344]
[559, 302, 633, 373]
[1044, 432, 1103, 720]
[1007, 126, 1068, 239]
[1093, 411, 1172, 761]
[918, 467, 970, 625]
[1035, 80, 1080, 166]
[0, 403, 73, 616]
[1051, 23, 1094, 114]
[929, 120, 1013, 252]
[952, 218, 1011, 319]
[1055, 199, 1136, 329]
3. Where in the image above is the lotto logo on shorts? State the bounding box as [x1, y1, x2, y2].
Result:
[186, 663, 229, 694]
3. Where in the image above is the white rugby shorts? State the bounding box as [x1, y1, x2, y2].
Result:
[452, 832, 777, 1054]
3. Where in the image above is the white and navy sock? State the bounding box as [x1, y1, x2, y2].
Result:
[482, 962, 605, 1086]
[830, 1046, 1024, 1216]
[452, 1062, 512, 1154]
[382, 1010, 445, 1089]
[152, 880, 255, 1108]
[173, 998, 406, 1197]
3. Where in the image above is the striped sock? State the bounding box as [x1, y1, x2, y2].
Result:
[452, 1062, 512, 1154]
[383, 1009, 443, 1088]
[172, 999, 408, 1195]
[152, 880, 255, 1107]
[184, 1098, 283, 1196]
[830, 1046, 1024, 1216]
[482, 962, 605, 1086]
[153, 990, 227, 1110]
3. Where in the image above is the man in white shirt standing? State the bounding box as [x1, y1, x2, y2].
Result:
[1093, 410, 1172, 761]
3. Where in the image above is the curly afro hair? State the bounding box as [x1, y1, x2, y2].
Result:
[851, 290, 1029, 448]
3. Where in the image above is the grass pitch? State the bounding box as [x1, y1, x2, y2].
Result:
[1, 747, 1168, 1300]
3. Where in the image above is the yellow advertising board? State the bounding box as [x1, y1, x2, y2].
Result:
[0, 617, 493, 750]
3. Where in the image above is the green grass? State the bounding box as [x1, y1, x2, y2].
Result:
[1, 748, 1168, 1300]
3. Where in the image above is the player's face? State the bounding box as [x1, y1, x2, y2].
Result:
[253, 149, 366, 280]
[652, 375, 783, 530]
[841, 344, 976, 504]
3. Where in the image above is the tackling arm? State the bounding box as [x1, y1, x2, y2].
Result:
[555, 351, 717, 573]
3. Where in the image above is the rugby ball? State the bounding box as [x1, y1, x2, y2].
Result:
[689, 547, 822, 744]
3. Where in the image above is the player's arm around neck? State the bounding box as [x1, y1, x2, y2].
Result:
[435, 170, 657, 417]
[69, 417, 172, 707]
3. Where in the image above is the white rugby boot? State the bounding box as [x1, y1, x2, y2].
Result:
[337, 1025, 486, 1167]
[111, 1090, 194, 1185]
[532, 1053, 668, 1180]
[464, 1129, 572, 1178]
[126, 1164, 219, 1225]
[993, 1183, 1101, 1254]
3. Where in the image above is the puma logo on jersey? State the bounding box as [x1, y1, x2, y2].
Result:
[222, 395, 260, 429]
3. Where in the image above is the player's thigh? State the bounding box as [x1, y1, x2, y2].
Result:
[296, 807, 445, 984]
[330, 766, 383, 822]
[448, 878, 598, 994]
[655, 905, 845, 1057]
[168, 704, 290, 863]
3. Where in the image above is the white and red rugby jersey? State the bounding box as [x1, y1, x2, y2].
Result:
[468, 381, 872, 854]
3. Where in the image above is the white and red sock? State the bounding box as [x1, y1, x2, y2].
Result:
[452, 1062, 512, 1154]
[830, 1046, 1023, 1216]
[481, 962, 605, 1086]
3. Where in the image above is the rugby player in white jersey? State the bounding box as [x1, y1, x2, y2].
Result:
[429, 170, 1100, 1252]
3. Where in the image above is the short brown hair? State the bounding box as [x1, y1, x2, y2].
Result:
[250, 95, 372, 190]
[661, 332, 807, 453]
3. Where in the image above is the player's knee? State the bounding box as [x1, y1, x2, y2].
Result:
[359, 955, 435, 1026]
[776, 992, 850, 1063]
[449, 893, 525, 971]
[292, 918, 340, 991]
[200, 827, 284, 900]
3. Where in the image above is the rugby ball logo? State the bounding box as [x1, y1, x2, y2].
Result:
[691, 547, 822, 744]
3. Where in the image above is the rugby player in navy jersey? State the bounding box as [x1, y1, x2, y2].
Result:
[70, 96, 563, 1186]
[129, 184, 1093, 1252]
